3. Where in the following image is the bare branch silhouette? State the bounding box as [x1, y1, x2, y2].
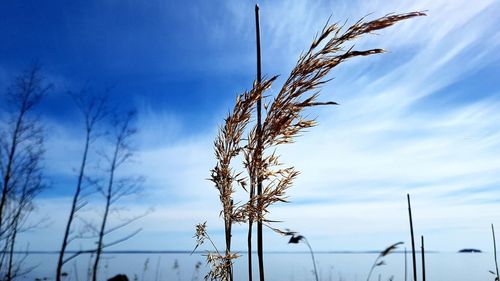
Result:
[91, 110, 143, 281]
[0, 64, 50, 280]
[56, 88, 108, 281]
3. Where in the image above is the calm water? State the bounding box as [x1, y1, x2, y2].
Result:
[20, 252, 493, 281]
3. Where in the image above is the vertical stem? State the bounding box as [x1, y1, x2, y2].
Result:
[92, 140, 119, 281]
[304, 238, 319, 281]
[73, 261, 80, 281]
[421, 236, 425, 281]
[226, 200, 234, 281]
[247, 219, 253, 281]
[0, 234, 9, 276]
[404, 247, 408, 281]
[255, 4, 265, 281]
[92, 181, 112, 281]
[57, 132, 90, 281]
[7, 182, 28, 281]
[366, 259, 377, 281]
[492, 224, 499, 281]
[407, 194, 417, 281]
[7, 223, 17, 281]
[155, 255, 161, 281]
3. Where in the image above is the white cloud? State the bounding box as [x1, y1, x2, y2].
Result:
[20, 0, 500, 252]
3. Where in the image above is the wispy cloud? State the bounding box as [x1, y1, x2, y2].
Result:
[15, 0, 500, 252]
[195, 0, 500, 251]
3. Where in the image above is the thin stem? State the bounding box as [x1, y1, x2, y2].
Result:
[407, 194, 417, 281]
[247, 220, 253, 281]
[155, 256, 161, 281]
[57, 131, 90, 281]
[225, 200, 233, 281]
[366, 256, 380, 281]
[404, 247, 407, 281]
[7, 221, 18, 281]
[255, 4, 264, 281]
[421, 236, 425, 281]
[303, 238, 319, 281]
[92, 138, 119, 281]
[207, 237, 221, 257]
[492, 224, 499, 281]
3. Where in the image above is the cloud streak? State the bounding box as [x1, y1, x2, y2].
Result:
[13, 0, 500, 253]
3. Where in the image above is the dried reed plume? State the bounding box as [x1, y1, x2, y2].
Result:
[366, 242, 404, 281]
[209, 78, 276, 281]
[193, 222, 240, 281]
[243, 11, 426, 229]
[199, 11, 425, 281]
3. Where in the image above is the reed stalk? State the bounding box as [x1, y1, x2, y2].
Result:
[286, 233, 319, 281]
[303, 237, 319, 281]
[254, 4, 265, 281]
[404, 247, 408, 281]
[421, 235, 425, 281]
[407, 194, 417, 281]
[492, 224, 499, 281]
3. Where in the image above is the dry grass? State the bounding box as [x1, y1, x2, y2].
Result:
[198, 11, 426, 281]
[366, 242, 403, 281]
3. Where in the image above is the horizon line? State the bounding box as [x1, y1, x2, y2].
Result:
[6, 249, 476, 254]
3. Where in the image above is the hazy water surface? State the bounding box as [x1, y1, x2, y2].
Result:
[24, 252, 493, 281]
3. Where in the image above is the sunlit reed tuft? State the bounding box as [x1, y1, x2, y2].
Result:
[198, 11, 425, 281]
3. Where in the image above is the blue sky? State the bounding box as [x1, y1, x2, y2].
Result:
[1, 0, 500, 254]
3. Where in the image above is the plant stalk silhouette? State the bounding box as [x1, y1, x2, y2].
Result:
[407, 194, 417, 281]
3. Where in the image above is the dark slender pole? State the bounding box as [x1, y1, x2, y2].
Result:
[421, 236, 425, 281]
[227, 200, 234, 281]
[407, 194, 417, 281]
[255, 4, 264, 281]
[248, 220, 253, 281]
